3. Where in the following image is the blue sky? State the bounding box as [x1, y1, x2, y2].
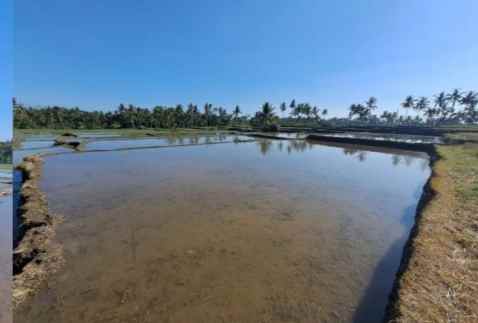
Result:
[0, 0, 12, 140]
[12, 0, 478, 119]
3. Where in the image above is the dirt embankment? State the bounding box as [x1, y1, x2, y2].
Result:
[385, 143, 478, 322]
[306, 134, 437, 154]
[13, 155, 63, 308]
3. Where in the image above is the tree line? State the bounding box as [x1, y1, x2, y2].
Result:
[349, 89, 478, 125]
[14, 101, 240, 129]
[13, 89, 477, 130]
[0, 142, 12, 164]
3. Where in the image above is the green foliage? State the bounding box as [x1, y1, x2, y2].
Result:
[0, 142, 12, 164]
[350, 89, 478, 126]
[14, 102, 233, 130]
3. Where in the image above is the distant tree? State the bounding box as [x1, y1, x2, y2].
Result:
[251, 102, 277, 127]
[401, 96, 415, 121]
[414, 97, 430, 121]
[365, 97, 378, 111]
[460, 91, 478, 123]
[233, 105, 241, 120]
[380, 111, 398, 124]
[280, 102, 287, 117]
[434, 92, 450, 121]
[311, 106, 320, 123]
[0, 141, 12, 164]
[447, 89, 462, 112]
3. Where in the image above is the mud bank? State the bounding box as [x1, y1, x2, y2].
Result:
[306, 134, 437, 154]
[12, 155, 63, 308]
[383, 147, 439, 322]
[246, 133, 294, 140]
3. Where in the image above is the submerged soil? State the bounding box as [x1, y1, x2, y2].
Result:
[14, 139, 431, 323]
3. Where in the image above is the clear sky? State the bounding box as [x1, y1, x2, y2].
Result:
[0, 0, 12, 140]
[14, 0, 478, 117]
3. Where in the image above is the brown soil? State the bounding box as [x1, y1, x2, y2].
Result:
[53, 136, 82, 150]
[13, 155, 63, 308]
[385, 143, 478, 322]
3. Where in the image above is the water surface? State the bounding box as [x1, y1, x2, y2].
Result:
[0, 192, 12, 323]
[318, 132, 442, 144]
[15, 139, 430, 323]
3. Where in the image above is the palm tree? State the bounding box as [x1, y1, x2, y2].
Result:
[349, 103, 368, 121]
[311, 106, 320, 123]
[460, 91, 478, 123]
[365, 97, 378, 111]
[414, 97, 430, 121]
[447, 89, 462, 111]
[401, 96, 415, 122]
[303, 103, 312, 120]
[233, 105, 241, 120]
[434, 92, 449, 121]
[280, 102, 287, 118]
[261, 102, 274, 120]
[204, 103, 213, 126]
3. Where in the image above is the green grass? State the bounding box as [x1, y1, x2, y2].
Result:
[445, 131, 478, 142]
[439, 143, 478, 202]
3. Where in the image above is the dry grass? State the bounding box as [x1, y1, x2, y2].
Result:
[387, 142, 478, 323]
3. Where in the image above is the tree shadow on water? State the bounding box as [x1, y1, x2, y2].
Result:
[353, 196, 423, 322]
[352, 238, 405, 323]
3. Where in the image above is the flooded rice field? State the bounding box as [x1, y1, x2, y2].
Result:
[83, 133, 250, 151]
[318, 132, 443, 144]
[13, 132, 250, 165]
[14, 135, 431, 323]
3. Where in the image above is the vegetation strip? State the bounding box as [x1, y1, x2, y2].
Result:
[13, 155, 64, 308]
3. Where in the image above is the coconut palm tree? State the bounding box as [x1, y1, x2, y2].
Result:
[311, 106, 320, 123]
[203, 103, 213, 126]
[460, 91, 478, 123]
[433, 92, 450, 122]
[447, 89, 462, 112]
[280, 102, 287, 117]
[365, 97, 378, 111]
[414, 97, 430, 121]
[233, 105, 241, 120]
[401, 96, 415, 122]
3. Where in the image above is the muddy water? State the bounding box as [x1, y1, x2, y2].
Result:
[15, 139, 430, 323]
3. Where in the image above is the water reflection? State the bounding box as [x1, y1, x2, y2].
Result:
[256, 139, 314, 156]
[254, 139, 428, 170]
